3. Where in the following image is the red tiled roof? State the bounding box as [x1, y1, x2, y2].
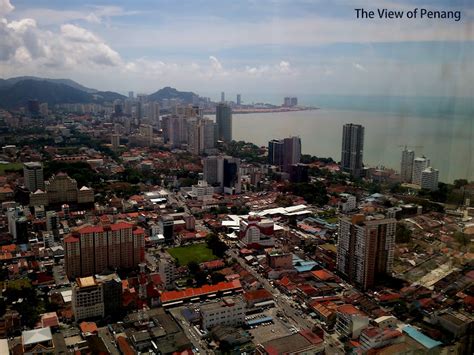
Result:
[117, 336, 135, 355]
[1, 244, 16, 252]
[243, 288, 272, 301]
[80, 321, 98, 334]
[311, 269, 335, 281]
[161, 280, 242, 303]
[299, 330, 323, 345]
[200, 260, 225, 270]
[78, 225, 104, 234]
[337, 304, 365, 316]
[64, 235, 79, 243]
[110, 222, 134, 231]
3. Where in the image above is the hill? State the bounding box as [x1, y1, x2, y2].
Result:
[0, 79, 126, 109]
[148, 86, 197, 103]
[1, 76, 98, 93]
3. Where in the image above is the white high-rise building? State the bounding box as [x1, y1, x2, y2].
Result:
[159, 257, 176, 290]
[187, 117, 216, 155]
[421, 167, 439, 191]
[412, 156, 430, 186]
[23, 162, 44, 192]
[400, 148, 415, 183]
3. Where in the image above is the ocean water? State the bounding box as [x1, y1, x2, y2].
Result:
[206, 95, 473, 182]
[227, 108, 473, 183]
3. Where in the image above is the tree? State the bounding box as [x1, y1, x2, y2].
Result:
[206, 233, 228, 258]
[194, 271, 208, 287]
[285, 182, 329, 206]
[210, 272, 226, 284]
[188, 261, 201, 275]
[454, 231, 469, 247]
[454, 179, 469, 189]
[275, 195, 293, 207]
[396, 223, 412, 243]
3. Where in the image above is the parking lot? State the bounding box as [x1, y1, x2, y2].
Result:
[248, 308, 292, 344]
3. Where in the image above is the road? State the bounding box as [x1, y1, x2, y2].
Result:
[228, 249, 344, 354]
[168, 307, 209, 355]
[98, 327, 120, 355]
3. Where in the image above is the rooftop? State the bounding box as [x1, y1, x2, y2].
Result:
[77, 276, 97, 288]
[22, 327, 53, 346]
[403, 325, 442, 350]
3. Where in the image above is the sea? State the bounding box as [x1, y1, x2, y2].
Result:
[208, 95, 474, 183]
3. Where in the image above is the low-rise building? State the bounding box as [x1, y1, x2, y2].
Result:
[339, 193, 357, 212]
[267, 249, 293, 269]
[335, 304, 369, 339]
[258, 329, 324, 355]
[360, 326, 404, 351]
[22, 327, 55, 354]
[200, 297, 246, 330]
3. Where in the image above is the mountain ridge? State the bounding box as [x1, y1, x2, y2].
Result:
[0, 76, 201, 109]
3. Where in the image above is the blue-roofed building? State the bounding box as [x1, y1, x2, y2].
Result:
[293, 255, 318, 273]
[245, 316, 273, 327]
[402, 325, 442, 354]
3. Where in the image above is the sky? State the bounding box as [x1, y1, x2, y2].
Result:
[0, 0, 473, 100]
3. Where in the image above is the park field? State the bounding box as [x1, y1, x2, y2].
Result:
[0, 162, 23, 175]
[168, 243, 217, 266]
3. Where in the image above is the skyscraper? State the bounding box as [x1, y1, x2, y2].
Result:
[111, 134, 120, 151]
[216, 103, 232, 142]
[400, 148, 415, 183]
[188, 117, 216, 155]
[283, 136, 302, 172]
[23, 162, 44, 192]
[203, 156, 241, 194]
[341, 123, 365, 178]
[221, 91, 225, 102]
[337, 214, 396, 290]
[236, 94, 241, 106]
[412, 156, 430, 186]
[268, 136, 301, 172]
[268, 139, 284, 166]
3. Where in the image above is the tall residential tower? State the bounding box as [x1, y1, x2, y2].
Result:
[216, 103, 232, 142]
[337, 214, 396, 290]
[341, 124, 365, 178]
[23, 162, 44, 192]
[400, 148, 415, 183]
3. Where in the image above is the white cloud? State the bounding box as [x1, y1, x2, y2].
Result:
[209, 56, 223, 72]
[0, 0, 14, 17]
[353, 63, 367, 72]
[0, 5, 123, 69]
[11, 4, 141, 26]
[0, 0, 472, 98]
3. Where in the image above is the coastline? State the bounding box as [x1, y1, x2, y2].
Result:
[203, 107, 319, 115]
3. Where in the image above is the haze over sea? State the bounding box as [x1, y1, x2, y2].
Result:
[217, 95, 473, 183]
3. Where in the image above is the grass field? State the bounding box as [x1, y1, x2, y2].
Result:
[0, 162, 23, 175]
[168, 243, 217, 266]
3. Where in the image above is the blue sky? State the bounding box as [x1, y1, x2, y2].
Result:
[1, 0, 473, 99]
